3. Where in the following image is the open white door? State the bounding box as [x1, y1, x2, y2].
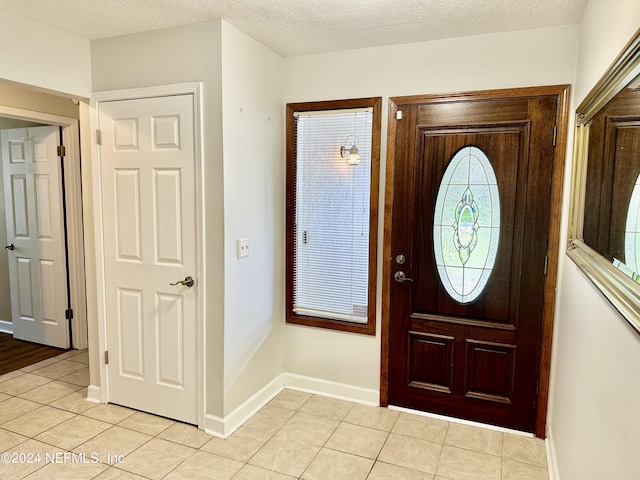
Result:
[98, 94, 198, 424]
[1, 126, 70, 349]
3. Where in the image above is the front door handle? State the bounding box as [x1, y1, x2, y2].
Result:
[4, 244, 14, 251]
[170, 276, 194, 288]
[394, 271, 413, 283]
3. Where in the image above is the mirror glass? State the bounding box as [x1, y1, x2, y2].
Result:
[568, 28, 640, 334]
[582, 77, 640, 282]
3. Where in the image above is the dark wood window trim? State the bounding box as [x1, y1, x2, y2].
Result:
[286, 97, 382, 335]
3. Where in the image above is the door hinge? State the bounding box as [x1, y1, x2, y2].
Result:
[96, 129, 102, 145]
[57, 145, 66, 157]
[65, 308, 74, 320]
[544, 255, 548, 275]
[396, 110, 403, 120]
[104, 351, 109, 365]
[552, 125, 557, 147]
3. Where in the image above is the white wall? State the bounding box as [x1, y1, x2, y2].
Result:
[91, 21, 226, 416]
[548, 1, 640, 479]
[284, 24, 579, 397]
[0, 11, 90, 97]
[220, 22, 285, 415]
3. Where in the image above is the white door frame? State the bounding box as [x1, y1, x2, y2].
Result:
[0, 105, 87, 349]
[90, 83, 205, 428]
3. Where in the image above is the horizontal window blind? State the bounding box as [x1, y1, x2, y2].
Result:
[293, 109, 372, 323]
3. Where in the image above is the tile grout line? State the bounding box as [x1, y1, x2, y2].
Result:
[155, 441, 200, 480]
[433, 420, 451, 478]
[229, 394, 306, 478]
[298, 400, 355, 480]
[366, 423, 394, 479]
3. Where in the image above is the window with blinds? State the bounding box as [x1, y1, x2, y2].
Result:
[286, 98, 381, 335]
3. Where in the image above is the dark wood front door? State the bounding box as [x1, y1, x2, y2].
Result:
[386, 87, 566, 433]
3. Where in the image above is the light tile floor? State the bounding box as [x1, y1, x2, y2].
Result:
[0, 349, 549, 479]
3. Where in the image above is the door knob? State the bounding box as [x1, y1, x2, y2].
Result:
[170, 276, 194, 288]
[394, 271, 413, 283]
[4, 244, 14, 251]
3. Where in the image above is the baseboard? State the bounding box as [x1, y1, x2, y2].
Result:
[204, 374, 284, 439]
[203, 373, 379, 438]
[204, 414, 225, 439]
[283, 372, 379, 406]
[0, 320, 13, 334]
[546, 424, 561, 480]
[85, 385, 101, 404]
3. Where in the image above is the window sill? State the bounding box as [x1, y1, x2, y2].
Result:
[286, 313, 376, 336]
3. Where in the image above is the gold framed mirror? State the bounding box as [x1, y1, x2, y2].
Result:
[568, 28, 640, 335]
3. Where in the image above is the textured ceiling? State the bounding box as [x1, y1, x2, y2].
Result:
[0, 0, 587, 56]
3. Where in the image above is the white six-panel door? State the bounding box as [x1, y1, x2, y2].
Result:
[1, 126, 69, 348]
[98, 94, 198, 424]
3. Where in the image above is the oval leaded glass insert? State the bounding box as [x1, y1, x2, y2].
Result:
[433, 146, 500, 303]
[624, 172, 640, 279]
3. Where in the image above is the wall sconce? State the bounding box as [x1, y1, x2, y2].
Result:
[340, 135, 361, 165]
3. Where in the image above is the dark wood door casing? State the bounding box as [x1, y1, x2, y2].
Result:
[381, 86, 570, 438]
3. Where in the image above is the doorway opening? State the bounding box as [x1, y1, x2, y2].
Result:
[0, 98, 87, 367]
